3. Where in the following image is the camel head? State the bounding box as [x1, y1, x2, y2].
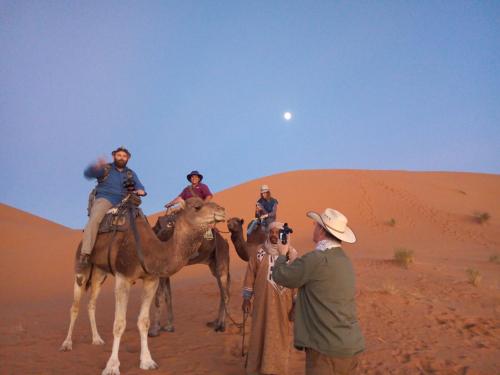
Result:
[227, 217, 244, 234]
[176, 197, 226, 233]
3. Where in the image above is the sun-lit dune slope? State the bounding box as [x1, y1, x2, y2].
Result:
[1, 170, 499, 374]
[0, 203, 81, 303]
[151, 170, 500, 260]
[2, 170, 499, 304]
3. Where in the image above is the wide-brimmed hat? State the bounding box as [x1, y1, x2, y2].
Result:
[111, 146, 131, 157]
[307, 208, 356, 243]
[260, 184, 270, 193]
[187, 170, 203, 182]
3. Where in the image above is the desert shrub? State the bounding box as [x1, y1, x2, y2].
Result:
[394, 248, 414, 269]
[386, 218, 396, 227]
[473, 212, 490, 224]
[489, 254, 500, 264]
[381, 281, 397, 295]
[466, 268, 481, 287]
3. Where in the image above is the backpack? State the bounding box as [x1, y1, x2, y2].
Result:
[86, 164, 134, 216]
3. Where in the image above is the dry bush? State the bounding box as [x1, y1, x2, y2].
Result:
[386, 218, 396, 227]
[466, 268, 481, 287]
[473, 212, 490, 224]
[380, 281, 398, 295]
[394, 248, 414, 269]
[489, 254, 500, 264]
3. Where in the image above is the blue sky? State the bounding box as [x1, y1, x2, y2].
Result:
[1, 1, 499, 228]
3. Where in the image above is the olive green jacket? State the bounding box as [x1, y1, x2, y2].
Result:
[273, 247, 365, 357]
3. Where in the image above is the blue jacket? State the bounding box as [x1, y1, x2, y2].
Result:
[84, 163, 145, 206]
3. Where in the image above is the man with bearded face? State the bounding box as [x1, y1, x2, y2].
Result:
[78, 146, 146, 270]
[242, 222, 298, 375]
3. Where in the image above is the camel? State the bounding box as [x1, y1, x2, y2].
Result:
[60, 197, 225, 375]
[226, 217, 266, 261]
[245, 217, 269, 245]
[149, 216, 267, 336]
[148, 215, 231, 335]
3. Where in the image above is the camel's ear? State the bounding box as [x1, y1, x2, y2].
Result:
[240, 218, 244, 225]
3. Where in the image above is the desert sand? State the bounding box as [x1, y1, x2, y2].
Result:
[1, 169, 499, 375]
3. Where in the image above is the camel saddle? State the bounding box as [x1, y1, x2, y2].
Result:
[98, 206, 145, 234]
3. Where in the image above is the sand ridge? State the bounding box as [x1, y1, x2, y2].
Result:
[0, 170, 499, 374]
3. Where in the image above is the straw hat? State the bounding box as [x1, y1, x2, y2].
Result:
[260, 184, 270, 193]
[307, 208, 356, 243]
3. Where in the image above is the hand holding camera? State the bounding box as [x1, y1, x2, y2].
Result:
[279, 223, 293, 244]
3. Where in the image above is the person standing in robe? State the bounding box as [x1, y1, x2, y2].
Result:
[242, 221, 298, 375]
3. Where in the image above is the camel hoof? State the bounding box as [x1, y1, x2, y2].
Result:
[102, 359, 120, 375]
[92, 337, 105, 345]
[140, 358, 159, 370]
[59, 341, 73, 351]
[161, 325, 175, 333]
[148, 328, 160, 337]
[207, 320, 225, 332]
[215, 324, 226, 332]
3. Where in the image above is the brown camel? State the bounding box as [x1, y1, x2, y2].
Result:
[60, 197, 225, 375]
[149, 216, 266, 336]
[148, 214, 233, 335]
[226, 217, 266, 261]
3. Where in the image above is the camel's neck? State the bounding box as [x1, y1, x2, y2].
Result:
[133, 214, 207, 277]
[230, 228, 250, 262]
[157, 218, 205, 276]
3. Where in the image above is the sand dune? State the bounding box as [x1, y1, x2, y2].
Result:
[1, 170, 499, 374]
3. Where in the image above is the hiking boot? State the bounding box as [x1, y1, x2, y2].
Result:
[76, 253, 91, 273]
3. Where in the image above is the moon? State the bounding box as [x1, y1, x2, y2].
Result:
[283, 112, 292, 121]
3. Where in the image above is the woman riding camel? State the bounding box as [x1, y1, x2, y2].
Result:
[248, 184, 278, 235]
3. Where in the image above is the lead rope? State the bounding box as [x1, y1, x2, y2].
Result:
[241, 311, 248, 357]
[128, 200, 152, 275]
[106, 200, 129, 276]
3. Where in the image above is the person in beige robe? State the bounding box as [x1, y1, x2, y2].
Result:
[242, 222, 297, 375]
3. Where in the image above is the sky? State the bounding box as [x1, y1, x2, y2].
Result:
[1, 1, 499, 228]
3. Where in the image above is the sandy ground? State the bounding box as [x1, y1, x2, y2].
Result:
[1, 170, 499, 375]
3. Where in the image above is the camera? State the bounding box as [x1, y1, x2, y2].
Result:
[279, 223, 293, 244]
[123, 177, 136, 192]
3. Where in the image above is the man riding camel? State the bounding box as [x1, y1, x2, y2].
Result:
[164, 170, 214, 245]
[78, 146, 146, 270]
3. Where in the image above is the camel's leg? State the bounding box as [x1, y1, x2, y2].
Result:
[207, 251, 230, 332]
[138, 277, 160, 370]
[162, 277, 175, 332]
[148, 278, 163, 337]
[88, 267, 107, 345]
[102, 274, 131, 375]
[60, 267, 91, 351]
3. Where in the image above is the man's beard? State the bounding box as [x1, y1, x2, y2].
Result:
[114, 159, 128, 168]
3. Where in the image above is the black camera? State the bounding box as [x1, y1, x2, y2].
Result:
[123, 177, 136, 192]
[279, 223, 293, 244]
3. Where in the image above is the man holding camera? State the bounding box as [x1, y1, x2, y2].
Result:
[78, 146, 146, 271]
[272, 208, 365, 375]
[242, 221, 297, 375]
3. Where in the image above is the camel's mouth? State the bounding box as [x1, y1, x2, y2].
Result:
[213, 209, 226, 224]
[214, 213, 226, 223]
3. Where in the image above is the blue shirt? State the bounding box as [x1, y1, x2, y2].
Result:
[257, 197, 278, 214]
[84, 163, 145, 206]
